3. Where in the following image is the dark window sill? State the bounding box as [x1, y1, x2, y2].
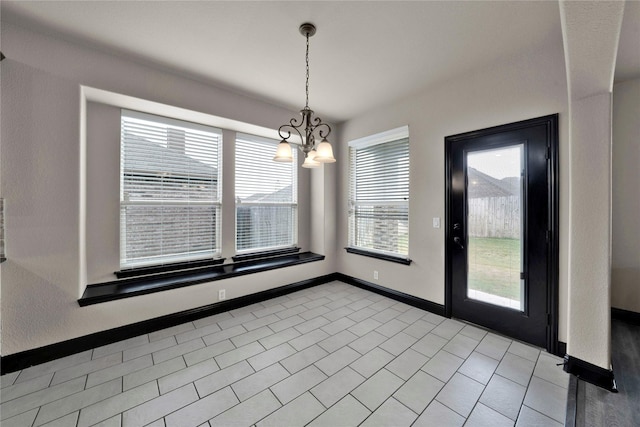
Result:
[345, 247, 412, 265]
[79, 252, 324, 306]
[115, 258, 225, 279]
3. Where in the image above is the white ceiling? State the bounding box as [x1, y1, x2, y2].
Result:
[2, 1, 638, 123]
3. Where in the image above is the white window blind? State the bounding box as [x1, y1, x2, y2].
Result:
[120, 110, 222, 268]
[235, 133, 298, 253]
[349, 126, 410, 257]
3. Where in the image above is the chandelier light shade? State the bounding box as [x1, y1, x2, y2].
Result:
[314, 137, 336, 163]
[275, 23, 336, 166]
[273, 139, 294, 162]
[302, 149, 321, 168]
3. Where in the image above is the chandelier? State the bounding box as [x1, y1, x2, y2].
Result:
[273, 23, 336, 168]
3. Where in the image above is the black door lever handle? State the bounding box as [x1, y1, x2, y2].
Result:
[453, 236, 465, 250]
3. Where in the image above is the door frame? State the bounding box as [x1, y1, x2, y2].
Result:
[444, 114, 560, 355]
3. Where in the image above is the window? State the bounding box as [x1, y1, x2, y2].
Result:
[120, 110, 222, 268]
[348, 126, 410, 258]
[235, 133, 298, 253]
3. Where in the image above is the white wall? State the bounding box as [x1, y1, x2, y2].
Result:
[0, 22, 336, 355]
[612, 78, 640, 313]
[337, 42, 570, 342]
[565, 92, 613, 369]
[560, 0, 624, 371]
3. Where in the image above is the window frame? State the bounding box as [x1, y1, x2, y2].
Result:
[234, 133, 299, 255]
[119, 109, 223, 269]
[347, 126, 411, 262]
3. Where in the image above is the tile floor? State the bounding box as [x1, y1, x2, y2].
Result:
[0, 281, 570, 426]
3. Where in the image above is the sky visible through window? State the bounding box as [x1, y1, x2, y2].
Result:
[468, 146, 522, 179]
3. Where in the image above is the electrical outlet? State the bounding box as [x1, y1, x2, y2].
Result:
[218, 289, 226, 301]
[373, 270, 379, 280]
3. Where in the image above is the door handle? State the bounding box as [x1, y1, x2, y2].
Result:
[453, 236, 465, 250]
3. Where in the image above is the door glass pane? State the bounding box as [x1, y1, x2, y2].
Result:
[466, 145, 524, 311]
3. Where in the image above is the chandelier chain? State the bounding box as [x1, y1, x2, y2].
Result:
[305, 32, 310, 108]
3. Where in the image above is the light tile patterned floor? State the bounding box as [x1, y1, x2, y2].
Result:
[0, 281, 570, 426]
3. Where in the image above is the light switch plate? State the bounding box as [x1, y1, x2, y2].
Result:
[433, 217, 440, 228]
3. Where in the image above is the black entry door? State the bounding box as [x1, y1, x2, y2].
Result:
[445, 115, 559, 351]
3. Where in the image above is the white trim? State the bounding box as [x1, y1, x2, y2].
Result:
[78, 87, 88, 297]
[348, 125, 409, 149]
[236, 132, 279, 145]
[122, 109, 223, 136]
[81, 86, 301, 144]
